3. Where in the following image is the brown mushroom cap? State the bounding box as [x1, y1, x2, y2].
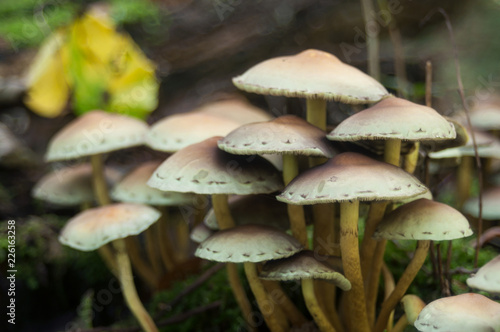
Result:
[147, 136, 283, 195]
[277, 152, 427, 205]
[59, 203, 161, 251]
[414, 293, 500, 332]
[466, 255, 500, 295]
[373, 198, 473, 241]
[260, 250, 351, 291]
[327, 97, 456, 142]
[463, 186, 500, 220]
[111, 161, 196, 206]
[32, 163, 122, 206]
[233, 49, 389, 103]
[218, 115, 337, 157]
[46, 110, 148, 161]
[195, 224, 303, 263]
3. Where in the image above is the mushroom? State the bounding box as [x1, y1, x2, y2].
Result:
[392, 295, 426, 332]
[218, 114, 338, 246]
[466, 254, 500, 295]
[414, 293, 500, 332]
[260, 250, 350, 332]
[59, 203, 160, 332]
[32, 163, 121, 209]
[278, 152, 428, 332]
[233, 49, 389, 131]
[147, 136, 283, 332]
[372, 198, 473, 332]
[195, 224, 304, 332]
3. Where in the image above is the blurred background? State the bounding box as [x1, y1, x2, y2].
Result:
[1, 0, 499, 331]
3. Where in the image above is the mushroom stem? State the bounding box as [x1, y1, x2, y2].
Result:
[302, 278, 337, 332]
[90, 153, 111, 205]
[382, 262, 396, 331]
[244, 262, 285, 332]
[340, 200, 370, 332]
[283, 154, 308, 247]
[306, 98, 327, 131]
[366, 238, 386, 325]
[384, 139, 402, 166]
[97, 245, 118, 275]
[457, 155, 473, 208]
[262, 279, 308, 327]
[391, 314, 408, 332]
[212, 194, 256, 332]
[373, 240, 430, 332]
[145, 223, 163, 277]
[156, 207, 177, 271]
[360, 201, 387, 279]
[112, 238, 159, 332]
[404, 142, 420, 174]
[125, 237, 158, 289]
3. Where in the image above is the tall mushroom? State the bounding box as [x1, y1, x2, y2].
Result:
[59, 203, 160, 332]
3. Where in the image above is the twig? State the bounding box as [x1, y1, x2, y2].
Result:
[420, 8, 484, 268]
[73, 301, 222, 332]
[156, 262, 225, 317]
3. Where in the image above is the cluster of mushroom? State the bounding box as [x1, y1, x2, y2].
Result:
[33, 49, 497, 332]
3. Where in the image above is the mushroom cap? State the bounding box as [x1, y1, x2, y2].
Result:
[429, 130, 497, 159]
[45, 110, 148, 161]
[218, 115, 337, 157]
[414, 293, 500, 332]
[146, 112, 243, 153]
[327, 97, 456, 142]
[466, 255, 500, 294]
[233, 49, 389, 103]
[373, 199, 472, 241]
[277, 152, 427, 204]
[401, 295, 426, 325]
[32, 164, 122, 206]
[470, 101, 500, 130]
[190, 222, 214, 244]
[463, 186, 500, 220]
[195, 224, 303, 263]
[147, 136, 283, 195]
[421, 117, 469, 152]
[196, 98, 273, 124]
[203, 194, 290, 231]
[260, 250, 351, 291]
[59, 203, 161, 251]
[111, 161, 196, 206]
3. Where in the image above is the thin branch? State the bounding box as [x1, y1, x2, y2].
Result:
[420, 8, 483, 268]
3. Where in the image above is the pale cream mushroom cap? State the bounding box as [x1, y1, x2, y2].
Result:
[467, 255, 500, 294]
[32, 163, 122, 206]
[146, 112, 243, 153]
[233, 49, 389, 103]
[59, 203, 161, 251]
[463, 186, 500, 220]
[328, 97, 456, 142]
[111, 161, 196, 206]
[147, 136, 283, 195]
[373, 198, 472, 241]
[195, 224, 303, 263]
[190, 223, 214, 244]
[218, 115, 337, 157]
[260, 250, 351, 291]
[196, 98, 273, 124]
[401, 295, 426, 325]
[45, 110, 148, 161]
[277, 152, 427, 205]
[414, 293, 500, 332]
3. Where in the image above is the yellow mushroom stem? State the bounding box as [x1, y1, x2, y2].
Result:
[156, 207, 177, 271]
[244, 262, 285, 332]
[306, 98, 327, 131]
[302, 278, 336, 332]
[373, 240, 430, 332]
[382, 262, 396, 331]
[125, 237, 157, 289]
[212, 194, 256, 332]
[261, 279, 308, 327]
[282, 154, 308, 247]
[360, 201, 387, 279]
[90, 153, 111, 205]
[112, 238, 159, 332]
[340, 200, 370, 332]
[391, 314, 408, 332]
[366, 238, 386, 325]
[312, 204, 344, 332]
[404, 142, 420, 174]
